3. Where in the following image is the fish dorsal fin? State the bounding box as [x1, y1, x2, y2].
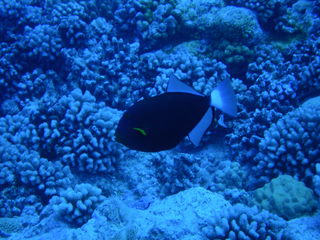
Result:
[188, 107, 213, 146]
[167, 75, 203, 96]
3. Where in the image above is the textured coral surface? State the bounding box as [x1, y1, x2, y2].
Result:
[0, 0, 319, 239]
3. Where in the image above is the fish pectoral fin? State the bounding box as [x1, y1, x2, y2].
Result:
[188, 107, 213, 146]
[210, 79, 237, 117]
[167, 74, 203, 96]
[217, 114, 228, 128]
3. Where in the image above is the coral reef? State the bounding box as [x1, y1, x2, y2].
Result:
[152, 151, 247, 199]
[283, 215, 320, 240]
[0, 109, 72, 217]
[274, 0, 314, 34]
[0, 217, 23, 238]
[226, 42, 320, 188]
[0, 136, 72, 216]
[253, 175, 317, 220]
[0, 0, 319, 239]
[17, 156, 72, 197]
[34, 89, 124, 173]
[45, 1, 90, 24]
[203, 204, 286, 239]
[213, 6, 263, 43]
[114, 0, 179, 50]
[253, 103, 320, 186]
[50, 183, 106, 227]
[175, 0, 225, 35]
[17, 24, 63, 69]
[58, 16, 88, 48]
[225, 0, 315, 35]
[313, 163, 320, 198]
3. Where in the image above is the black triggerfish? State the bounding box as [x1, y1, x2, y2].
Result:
[115, 75, 237, 152]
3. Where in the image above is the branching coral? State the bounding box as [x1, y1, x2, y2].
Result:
[225, 0, 295, 28]
[0, 113, 39, 148]
[151, 151, 247, 199]
[44, 0, 89, 24]
[140, 44, 232, 96]
[0, 0, 320, 238]
[34, 88, 124, 173]
[225, 39, 320, 185]
[50, 183, 106, 226]
[61, 34, 142, 109]
[17, 24, 63, 70]
[58, 15, 88, 48]
[0, 136, 71, 217]
[226, 46, 298, 175]
[203, 204, 287, 239]
[313, 163, 320, 198]
[17, 155, 72, 198]
[114, 0, 179, 49]
[0, 43, 22, 101]
[253, 103, 320, 187]
[18, 68, 61, 100]
[0, 0, 43, 41]
[152, 152, 207, 197]
[274, 0, 314, 34]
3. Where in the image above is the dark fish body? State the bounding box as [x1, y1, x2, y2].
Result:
[115, 75, 237, 152]
[116, 92, 211, 152]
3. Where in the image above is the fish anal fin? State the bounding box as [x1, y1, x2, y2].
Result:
[188, 107, 213, 146]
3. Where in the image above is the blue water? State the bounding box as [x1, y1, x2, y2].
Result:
[0, 0, 319, 239]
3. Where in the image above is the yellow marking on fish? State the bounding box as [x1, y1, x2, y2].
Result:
[133, 127, 147, 136]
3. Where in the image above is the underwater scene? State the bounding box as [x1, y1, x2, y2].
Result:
[0, 0, 320, 239]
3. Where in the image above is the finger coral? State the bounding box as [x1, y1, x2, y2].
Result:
[254, 102, 320, 186]
[50, 183, 106, 227]
[34, 88, 124, 173]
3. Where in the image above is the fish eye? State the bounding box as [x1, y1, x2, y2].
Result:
[132, 127, 147, 136]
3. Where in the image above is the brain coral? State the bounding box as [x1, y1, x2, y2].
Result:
[213, 6, 263, 43]
[175, 2, 263, 44]
[175, 0, 225, 34]
[253, 175, 317, 220]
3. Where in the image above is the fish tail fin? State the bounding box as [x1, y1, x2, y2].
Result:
[210, 79, 237, 117]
